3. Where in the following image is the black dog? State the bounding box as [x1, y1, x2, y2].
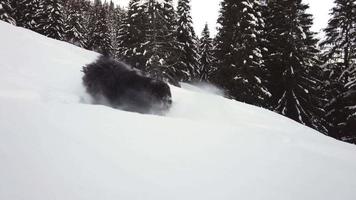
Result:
[82, 56, 172, 114]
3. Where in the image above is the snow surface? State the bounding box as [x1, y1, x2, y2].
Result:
[1, 21, 356, 200]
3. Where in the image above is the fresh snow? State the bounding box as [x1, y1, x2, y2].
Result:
[1, 21, 356, 200]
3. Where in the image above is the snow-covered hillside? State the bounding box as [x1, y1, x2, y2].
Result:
[0, 21, 356, 200]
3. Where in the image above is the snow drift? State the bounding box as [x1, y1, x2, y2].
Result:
[0, 21, 356, 200]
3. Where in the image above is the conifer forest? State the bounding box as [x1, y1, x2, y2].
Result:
[0, 0, 355, 144]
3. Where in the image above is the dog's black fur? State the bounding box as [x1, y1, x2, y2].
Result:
[82, 56, 172, 114]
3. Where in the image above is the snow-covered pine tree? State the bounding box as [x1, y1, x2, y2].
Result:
[264, 0, 327, 132]
[84, 0, 98, 49]
[63, 0, 86, 47]
[159, 0, 180, 84]
[198, 24, 214, 81]
[37, 0, 65, 40]
[141, 0, 179, 84]
[75, 0, 92, 48]
[0, 0, 16, 25]
[113, 6, 126, 59]
[175, 0, 200, 82]
[117, 0, 147, 69]
[11, 0, 41, 30]
[86, 0, 113, 56]
[213, 0, 270, 107]
[320, 0, 356, 143]
[107, 1, 116, 46]
[107, 1, 125, 59]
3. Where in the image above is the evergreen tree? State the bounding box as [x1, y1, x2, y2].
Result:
[76, 0, 92, 48]
[86, 0, 112, 56]
[11, 0, 41, 30]
[37, 0, 65, 40]
[64, 0, 86, 47]
[107, 1, 117, 51]
[320, 0, 356, 143]
[142, 0, 178, 84]
[0, 0, 16, 25]
[107, 1, 125, 59]
[214, 0, 270, 106]
[175, 0, 200, 82]
[117, 0, 147, 69]
[264, 0, 327, 132]
[198, 24, 214, 81]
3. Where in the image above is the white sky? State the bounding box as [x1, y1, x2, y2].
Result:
[111, 0, 334, 38]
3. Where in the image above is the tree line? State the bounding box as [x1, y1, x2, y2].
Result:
[0, 0, 355, 144]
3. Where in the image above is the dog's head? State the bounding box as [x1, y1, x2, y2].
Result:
[148, 79, 172, 111]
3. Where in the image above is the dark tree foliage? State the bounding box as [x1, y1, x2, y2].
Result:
[107, 1, 125, 59]
[63, 0, 86, 47]
[264, 0, 327, 132]
[11, 0, 41, 30]
[142, 0, 178, 84]
[76, 0, 93, 47]
[117, 0, 147, 69]
[175, 0, 200, 82]
[214, 0, 270, 107]
[198, 24, 215, 81]
[86, 0, 113, 56]
[36, 0, 65, 40]
[117, 0, 179, 85]
[320, 0, 356, 143]
[0, 0, 16, 25]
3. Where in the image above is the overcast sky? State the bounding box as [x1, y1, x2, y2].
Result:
[111, 0, 334, 38]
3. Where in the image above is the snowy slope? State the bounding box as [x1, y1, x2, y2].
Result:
[0, 21, 356, 200]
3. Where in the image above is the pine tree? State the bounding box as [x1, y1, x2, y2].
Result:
[175, 0, 200, 82]
[107, 1, 117, 51]
[213, 0, 270, 106]
[11, 0, 41, 30]
[320, 0, 356, 143]
[142, 0, 178, 84]
[264, 0, 327, 132]
[0, 0, 16, 25]
[63, 0, 86, 47]
[107, 1, 125, 59]
[86, 0, 112, 56]
[76, 0, 92, 48]
[37, 0, 65, 40]
[117, 0, 147, 69]
[198, 24, 214, 81]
